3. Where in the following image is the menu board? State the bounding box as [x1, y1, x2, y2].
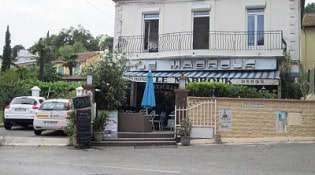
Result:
[76, 108, 92, 144]
[73, 96, 91, 109]
[104, 110, 118, 139]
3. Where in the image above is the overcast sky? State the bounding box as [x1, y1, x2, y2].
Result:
[0, 0, 115, 50]
[0, 0, 314, 51]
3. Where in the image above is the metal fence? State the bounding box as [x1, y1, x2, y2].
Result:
[175, 99, 217, 135]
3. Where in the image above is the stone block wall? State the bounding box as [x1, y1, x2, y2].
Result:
[187, 97, 315, 139]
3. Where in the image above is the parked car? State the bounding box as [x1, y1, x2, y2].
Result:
[4, 96, 45, 130]
[33, 99, 73, 135]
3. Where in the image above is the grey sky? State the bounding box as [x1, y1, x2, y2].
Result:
[0, 0, 314, 52]
[0, 0, 115, 50]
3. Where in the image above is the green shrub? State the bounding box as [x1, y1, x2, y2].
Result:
[187, 82, 277, 98]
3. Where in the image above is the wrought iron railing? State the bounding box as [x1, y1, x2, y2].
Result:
[117, 31, 286, 54]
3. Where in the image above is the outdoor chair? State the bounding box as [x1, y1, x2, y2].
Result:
[139, 109, 146, 115]
[165, 119, 175, 131]
[149, 110, 162, 131]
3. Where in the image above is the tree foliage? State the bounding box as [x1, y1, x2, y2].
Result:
[0, 67, 78, 106]
[92, 52, 128, 110]
[1, 26, 12, 72]
[11, 45, 25, 60]
[99, 36, 113, 53]
[30, 25, 100, 60]
[280, 53, 302, 99]
[187, 82, 277, 98]
[305, 3, 315, 14]
[31, 38, 50, 81]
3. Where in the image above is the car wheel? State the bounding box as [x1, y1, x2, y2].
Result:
[4, 121, 12, 130]
[34, 130, 42, 135]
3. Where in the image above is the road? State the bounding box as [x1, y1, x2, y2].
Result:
[0, 125, 66, 138]
[0, 143, 315, 175]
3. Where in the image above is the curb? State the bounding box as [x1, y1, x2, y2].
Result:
[0, 136, 69, 146]
[190, 137, 315, 145]
[220, 137, 315, 145]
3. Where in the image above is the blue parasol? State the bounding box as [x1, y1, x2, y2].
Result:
[141, 70, 156, 113]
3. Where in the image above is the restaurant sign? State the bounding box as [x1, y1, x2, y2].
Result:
[125, 76, 279, 86]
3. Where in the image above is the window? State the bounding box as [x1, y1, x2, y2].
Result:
[72, 64, 80, 75]
[193, 11, 210, 49]
[247, 9, 264, 46]
[144, 14, 159, 52]
[57, 65, 64, 74]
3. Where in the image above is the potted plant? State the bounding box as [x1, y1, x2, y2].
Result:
[64, 111, 77, 146]
[93, 111, 108, 142]
[179, 117, 192, 146]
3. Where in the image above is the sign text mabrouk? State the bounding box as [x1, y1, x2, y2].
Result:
[124, 76, 279, 86]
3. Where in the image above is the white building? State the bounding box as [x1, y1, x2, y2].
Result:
[113, 0, 304, 107]
[14, 49, 37, 67]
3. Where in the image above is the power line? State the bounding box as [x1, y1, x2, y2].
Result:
[85, 0, 113, 17]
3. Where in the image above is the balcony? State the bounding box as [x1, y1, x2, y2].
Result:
[117, 31, 286, 59]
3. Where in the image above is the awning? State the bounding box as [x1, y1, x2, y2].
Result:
[124, 70, 280, 86]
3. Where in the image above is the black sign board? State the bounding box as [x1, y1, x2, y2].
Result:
[73, 96, 91, 109]
[76, 108, 91, 144]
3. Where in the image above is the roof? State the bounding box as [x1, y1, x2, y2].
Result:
[303, 13, 315, 27]
[61, 75, 86, 81]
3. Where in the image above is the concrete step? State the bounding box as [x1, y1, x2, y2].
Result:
[92, 131, 177, 146]
[92, 140, 177, 147]
[118, 131, 175, 138]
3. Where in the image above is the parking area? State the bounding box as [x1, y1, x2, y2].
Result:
[0, 125, 67, 138]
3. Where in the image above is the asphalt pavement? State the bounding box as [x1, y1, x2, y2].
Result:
[1, 124, 315, 174]
[0, 125, 69, 146]
[1, 142, 315, 175]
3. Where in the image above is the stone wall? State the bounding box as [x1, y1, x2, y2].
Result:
[187, 97, 315, 139]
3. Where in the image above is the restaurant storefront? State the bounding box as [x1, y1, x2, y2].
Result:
[123, 69, 280, 110]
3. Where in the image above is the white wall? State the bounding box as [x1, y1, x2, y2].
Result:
[114, 0, 302, 64]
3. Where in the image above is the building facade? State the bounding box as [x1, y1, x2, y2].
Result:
[301, 13, 315, 94]
[52, 51, 103, 76]
[113, 0, 304, 108]
[14, 49, 37, 68]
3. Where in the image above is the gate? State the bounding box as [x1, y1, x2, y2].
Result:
[175, 99, 217, 138]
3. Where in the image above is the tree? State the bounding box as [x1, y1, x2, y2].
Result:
[280, 53, 302, 99]
[305, 3, 315, 14]
[92, 52, 128, 110]
[1, 25, 12, 72]
[11, 45, 25, 60]
[31, 38, 47, 81]
[62, 54, 78, 76]
[99, 36, 113, 53]
[58, 44, 79, 76]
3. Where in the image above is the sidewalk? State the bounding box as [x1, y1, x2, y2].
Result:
[0, 136, 69, 146]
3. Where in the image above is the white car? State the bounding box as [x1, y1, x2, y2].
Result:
[4, 96, 45, 130]
[33, 99, 73, 135]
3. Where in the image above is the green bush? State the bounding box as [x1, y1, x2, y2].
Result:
[0, 68, 80, 104]
[186, 82, 277, 98]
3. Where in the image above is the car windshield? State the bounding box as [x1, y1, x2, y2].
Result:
[40, 102, 68, 111]
[11, 97, 36, 105]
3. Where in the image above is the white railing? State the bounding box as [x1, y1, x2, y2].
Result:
[175, 99, 217, 135]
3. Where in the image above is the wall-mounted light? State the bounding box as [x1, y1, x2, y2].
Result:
[179, 73, 186, 89]
[86, 70, 93, 85]
[262, 86, 266, 98]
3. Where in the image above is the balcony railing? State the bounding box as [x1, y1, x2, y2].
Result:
[117, 31, 286, 54]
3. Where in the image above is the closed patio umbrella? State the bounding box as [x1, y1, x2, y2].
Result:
[141, 70, 156, 114]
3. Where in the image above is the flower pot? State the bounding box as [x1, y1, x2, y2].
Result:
[93, 132, 104, 142]
[180, 136, 191, 146]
